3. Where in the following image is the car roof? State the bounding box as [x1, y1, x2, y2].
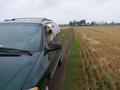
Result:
[0, 18, 53, 25]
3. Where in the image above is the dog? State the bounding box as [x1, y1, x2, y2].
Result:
[45, 24, 55, 42]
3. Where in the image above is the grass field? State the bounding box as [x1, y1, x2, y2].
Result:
[63, 25, 120, 90]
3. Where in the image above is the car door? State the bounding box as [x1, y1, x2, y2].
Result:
[45, 24, 60, 77]
[22, 25, 50, 89]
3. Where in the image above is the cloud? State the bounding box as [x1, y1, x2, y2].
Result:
[0, 0, 120, 23]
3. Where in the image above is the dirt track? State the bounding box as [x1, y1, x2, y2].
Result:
[48, 30, 72, 90]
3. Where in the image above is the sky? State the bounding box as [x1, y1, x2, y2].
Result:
[0, 0, 120, 24]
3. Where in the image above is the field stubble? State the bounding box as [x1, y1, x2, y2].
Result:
[74, 26, 120, 90]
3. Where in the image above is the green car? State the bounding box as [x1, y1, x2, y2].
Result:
[0, 18, 62, 90]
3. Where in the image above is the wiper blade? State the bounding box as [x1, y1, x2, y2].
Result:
[0, 52, 21, 57]
[0, 47, 32, 56]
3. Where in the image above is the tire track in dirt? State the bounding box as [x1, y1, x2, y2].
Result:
[48, 29, 73, 90]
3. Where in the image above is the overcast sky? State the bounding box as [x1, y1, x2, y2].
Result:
[0, 0, 120, 24]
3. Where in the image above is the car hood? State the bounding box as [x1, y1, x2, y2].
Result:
[0, 52, 40, 90]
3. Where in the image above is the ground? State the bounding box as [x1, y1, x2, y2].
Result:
[48, 25, 120, 90]
[74, 26, 120, 90]
[48, 28, 73, 90]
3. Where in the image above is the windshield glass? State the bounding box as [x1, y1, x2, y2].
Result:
[0, 23, 42, 51]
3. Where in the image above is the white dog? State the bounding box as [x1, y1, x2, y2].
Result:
[46, 24, 60, 42]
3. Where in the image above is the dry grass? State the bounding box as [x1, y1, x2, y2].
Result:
[74, 25, 120, 90]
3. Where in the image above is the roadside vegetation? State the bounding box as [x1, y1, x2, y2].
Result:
[59, 28, 71, 43]
[63, 28, 85, 90]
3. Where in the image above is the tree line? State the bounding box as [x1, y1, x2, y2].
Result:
[69, 20, 120, 26]
[69, 20, 96, 26]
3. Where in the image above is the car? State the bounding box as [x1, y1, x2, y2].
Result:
[0, 18, 62, 90]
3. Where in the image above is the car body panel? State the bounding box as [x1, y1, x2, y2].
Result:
[0, 52, 40, 90]
[22, 52, 50, 89]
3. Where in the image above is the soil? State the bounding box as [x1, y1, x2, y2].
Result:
[48, 31, 73, 90]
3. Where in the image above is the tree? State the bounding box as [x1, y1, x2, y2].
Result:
[111, 21, 115, 25]
[105, 22, 108, 25]
[90, 21, 95, 26]
[69, 20, 87, 26]
[80, 20, 86, 25]
[75, 20, 86, 26]
[69, 21, 73, 26]
[73, 20, 77, 26]
[86, 22, 90, 25]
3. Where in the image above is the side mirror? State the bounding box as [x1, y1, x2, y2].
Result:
[50, 42, 62, 51]
[44, 42, 62, 56]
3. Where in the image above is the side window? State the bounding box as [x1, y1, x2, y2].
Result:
[51, 22, 60, 41]
[44, 24, 53, 47]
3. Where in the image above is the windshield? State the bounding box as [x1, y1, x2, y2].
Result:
[0, 23, 42, 51]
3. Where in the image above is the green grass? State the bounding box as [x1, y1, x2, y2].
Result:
[63, 29, 86, 90]
[59, 28, 71, 43]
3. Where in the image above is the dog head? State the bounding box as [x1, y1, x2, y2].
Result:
[46, 24, 53, 34]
